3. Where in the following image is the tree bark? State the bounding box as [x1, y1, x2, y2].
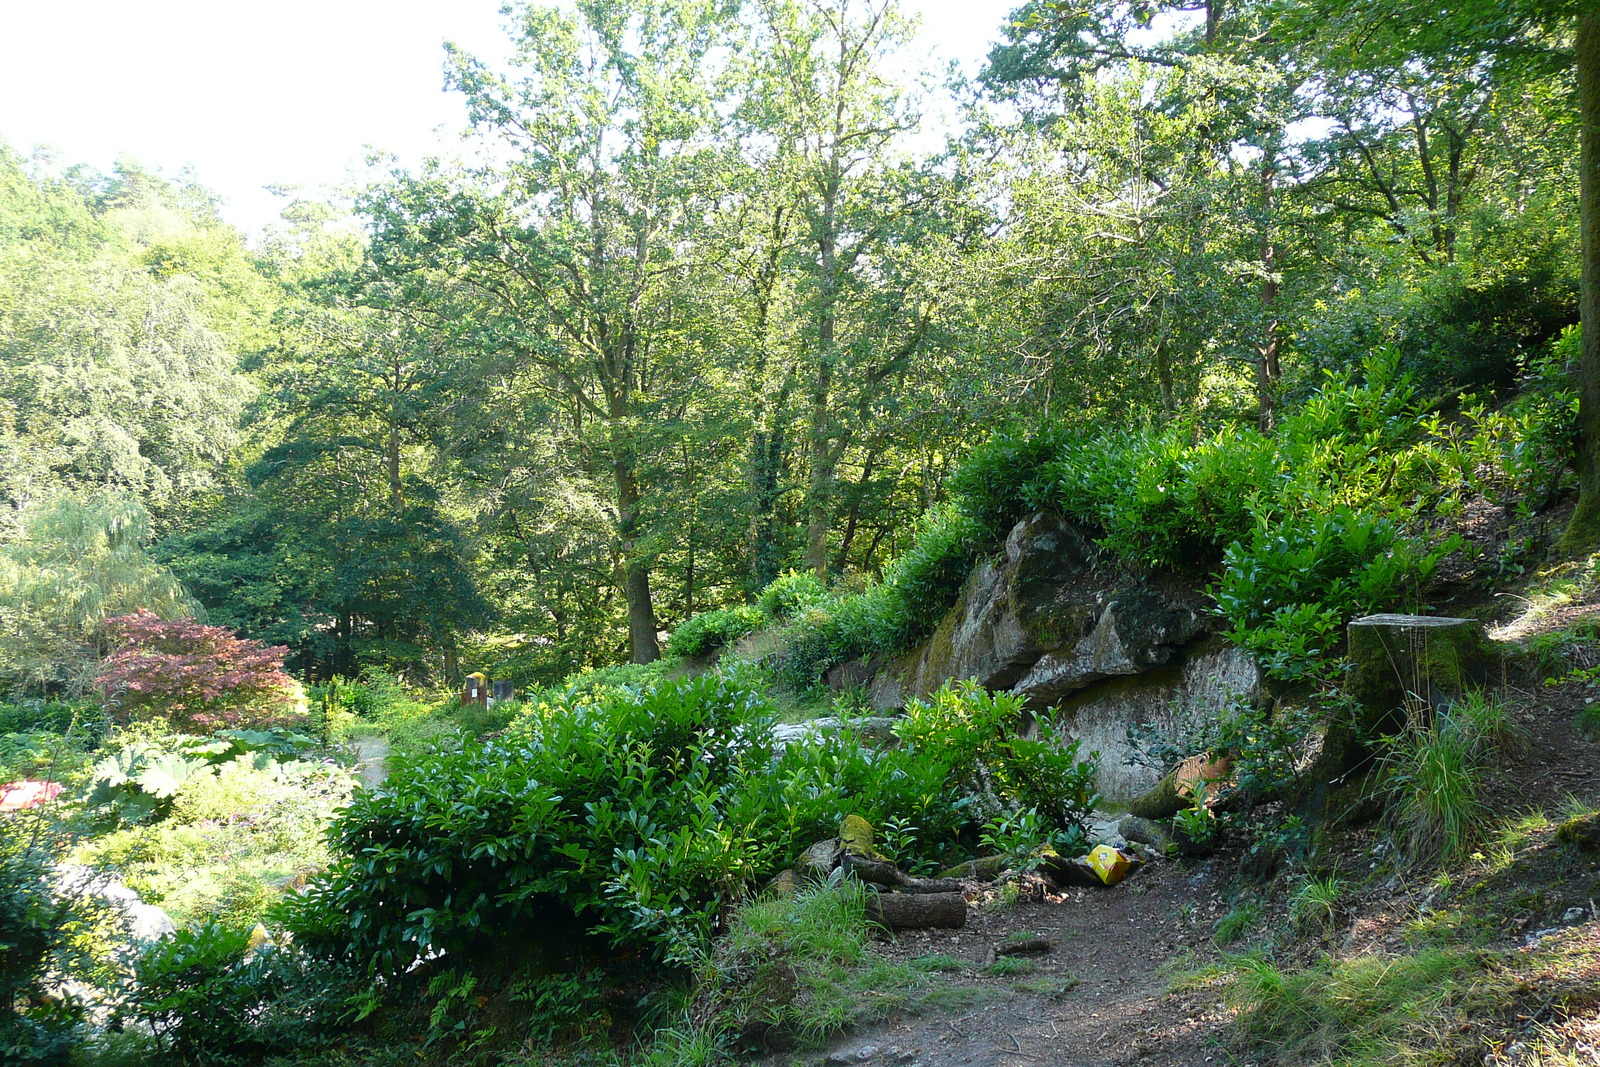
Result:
[1561, 7, 1600, 556]
[612, 429, 660, 664]
[841, 854, 966, 894]
[867, 891, 967, 930]
[1257, 138, 1283, 434]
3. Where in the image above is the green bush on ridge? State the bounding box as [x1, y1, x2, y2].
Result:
[736, 348, 1558, 688]
[666, 604, 767, 658]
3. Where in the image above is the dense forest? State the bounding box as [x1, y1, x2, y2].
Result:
[6, 1, 1600, 1065]
[2, 0, 1590, 693]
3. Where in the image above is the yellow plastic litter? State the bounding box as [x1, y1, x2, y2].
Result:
[1087, 844, 1134, 886]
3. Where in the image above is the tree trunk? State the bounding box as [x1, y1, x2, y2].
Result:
[1561, 8, 1600, 556]
[1257, 139, 1282, 434]
[834, 450, 879, 572]
[442, 640, 460, 686]
[749, 370, 796, 592]
[805, 167, 844, 579]
[612, 430, 660, 664]
[386, 426, 403, 507]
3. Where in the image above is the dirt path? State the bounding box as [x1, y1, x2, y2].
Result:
[783, 858, 1235, 1067]
[353, 736, 390, 790]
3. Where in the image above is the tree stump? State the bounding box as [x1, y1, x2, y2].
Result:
[1305, 614, 1501, 781]
[1347, 614, 1495, 732]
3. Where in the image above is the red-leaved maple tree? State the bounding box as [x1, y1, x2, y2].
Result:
[97, 611, 301, 731]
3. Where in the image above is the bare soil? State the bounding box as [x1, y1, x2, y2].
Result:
[759, 855, 1237, 1067]
[760, 667, 1600, 1067]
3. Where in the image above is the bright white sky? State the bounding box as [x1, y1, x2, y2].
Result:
[0, 1, 1012, 239]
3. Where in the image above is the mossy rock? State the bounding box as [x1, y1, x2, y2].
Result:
[1557, 812, 1600, 853]
[839, 814, 888, 860]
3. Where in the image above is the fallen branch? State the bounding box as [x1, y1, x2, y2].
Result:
[984, 938, 1052, 966]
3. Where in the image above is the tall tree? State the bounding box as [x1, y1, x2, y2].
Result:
[0, 491, 195, 696]
[0, 147, 259, 533]
[361, 0, 741, 663]
[745, 0, 938, 577]
[1281, 0, 1596, 549]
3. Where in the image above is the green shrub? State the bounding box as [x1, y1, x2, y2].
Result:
[131, 921, 354, 1065]
[1381, 708, 1492, 865]
[667, 605, 767, 658]
[1036, 424, 1276, 571]
[1215, 507, 1456, 682]
[80, 728, 317, 828]
[895, 683, 1099, 834]
[74, 754, 353, 929]
[756, 570, 830, 620]
[949, 423, 1076, 538]
[0, 828, 92, 1065]
[0, 699, 105, 737]
[773, 508, 981, 688]
[882, 505, 984, 632]
[285, 678, 1098, 978]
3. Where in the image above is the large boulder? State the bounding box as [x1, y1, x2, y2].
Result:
[867, 514, 1101, 709]
[1043, 639, 1258, 803]
[844, 512, 1267, 805]
[865, 513, 1215, 711]
[1011, 586, 1209, 706]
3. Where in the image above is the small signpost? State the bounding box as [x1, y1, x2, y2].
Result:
[462, 673, 515, 708]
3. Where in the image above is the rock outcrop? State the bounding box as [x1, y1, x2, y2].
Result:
[843, 512, 1259, 804]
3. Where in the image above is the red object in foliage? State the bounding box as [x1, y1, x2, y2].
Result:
[0, 780, 63, 812]
[97, 610, 299, 731]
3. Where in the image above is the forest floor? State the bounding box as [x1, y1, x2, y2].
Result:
[760, 664, 1600, 1067]
[791, 856, 1236, 1067]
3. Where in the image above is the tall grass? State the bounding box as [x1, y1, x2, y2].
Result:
[1379, 692, 1515, 865]
[1228, 949, 1483, 1064]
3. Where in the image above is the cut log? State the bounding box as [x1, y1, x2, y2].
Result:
[984, 938, 1051, 966]
[868, 890, 967, 930]
[1126, 769, 1183, 819]
[1036, 853, 1103, 889]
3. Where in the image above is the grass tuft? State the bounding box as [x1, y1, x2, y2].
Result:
[1227, 948, 1484, 1064]
[1214, 903, 1261, 946]
[1289, 877, 1346, 939]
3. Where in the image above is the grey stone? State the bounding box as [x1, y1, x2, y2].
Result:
[798, 838, 841, 878]
[1042, 639, 1258, 803]
[825, 1046, 881, 1066]
[772, 716, 901, 749]
[843, 512, 1257, 803]
[1012, 589, 1208, 705]
[866, 515, 1102, 709]
[126, 902, 176, 943]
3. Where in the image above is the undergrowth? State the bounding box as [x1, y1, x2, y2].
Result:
[719, 348, 1546, 690]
